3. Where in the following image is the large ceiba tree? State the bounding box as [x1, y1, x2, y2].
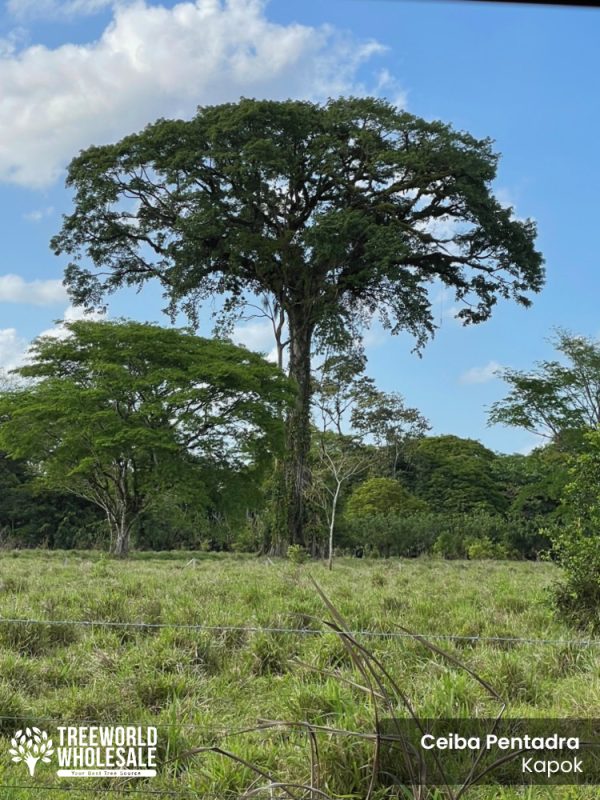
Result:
[51, 97, 545, 545]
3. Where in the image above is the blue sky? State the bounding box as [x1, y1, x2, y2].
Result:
[0, 0, 598, 454]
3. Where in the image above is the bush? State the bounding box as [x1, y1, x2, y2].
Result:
[340, 513, 438, 557]
[287, 544, 308, 564]
[548, 431, 600, 630]
[550, 523, 600, 631]
[340, 511, 536, 560]
[467, 537, 512, 560]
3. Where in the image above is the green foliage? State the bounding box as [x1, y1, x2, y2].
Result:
[341, 510, 541, 559]
[409, 435, 509, 514]
[550, 524, 600, 631]
[53, 96, 544, 338]
[431, 513, 517, 559]
[549, 430, 600, 630]
[349, 385, 430, 478]
[0, 453, 104, 549]
[490, 329, 600, 448]
[496, 446, 570, 520]
[52, 96, 544, 546]
[345, 476, 427, 518]
[466, 537, 512, 560]
[286, 544, 308, 564]
[0, 320, 292, 555]
[342, 513, 438, 557]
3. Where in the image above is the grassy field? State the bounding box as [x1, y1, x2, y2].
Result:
[0, 551, 597, 799]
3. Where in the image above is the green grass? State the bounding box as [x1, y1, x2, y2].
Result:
[0, 551, 596, 799]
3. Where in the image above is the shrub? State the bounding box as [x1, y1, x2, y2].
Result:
[341, 511, 532, 560]
[550, 523, 600, 631]
[340, 513, 438, 557]
[287, 544, 308, 564]
[548, 431, 600, 629]
[467, 537, 512, 560]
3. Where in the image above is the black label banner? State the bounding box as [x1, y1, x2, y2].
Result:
[377, 718, 600, 786]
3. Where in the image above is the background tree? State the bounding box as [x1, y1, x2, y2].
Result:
[489, 329, 600, 450]
[0, 320, 291, 556]
[52, 96, 544, 545]
[409, 435, 508, 514]
[312, 347, 370, 435]
[0, 453, 103, 549]
[493, 447, 569, 520]
[351, 385, 430, 478]
[309, 431, 369, 570]
[345, 476, 428, 518]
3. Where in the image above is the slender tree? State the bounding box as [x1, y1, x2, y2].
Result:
[351, 385, 430, 478]
[51, 97, 544, 544]
[310, 432, 369, 570]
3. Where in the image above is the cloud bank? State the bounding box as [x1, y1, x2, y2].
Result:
[0, 0, 389, 188]
[0, 274, 68, 305]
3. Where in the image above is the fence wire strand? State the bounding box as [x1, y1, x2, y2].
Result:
[0, 614, 599, 647]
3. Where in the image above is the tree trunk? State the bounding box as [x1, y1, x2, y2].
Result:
[111, 506, 131, 557]
[328, 482, 341, 571]
[285, 311, 314, 546]
[113, 524, 130, 557]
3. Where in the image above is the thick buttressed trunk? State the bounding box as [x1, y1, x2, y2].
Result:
[285, 312, 314, 547]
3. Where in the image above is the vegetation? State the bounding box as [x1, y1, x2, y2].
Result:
[345, 476, 427, 518]
[490, 329, 600, 450]
[0, 551, 597, 800]
[491, 332, 600, 629]
[0, 320, 291, 556]
[51, 96, 544, 546]
[4, 90, 600, 797]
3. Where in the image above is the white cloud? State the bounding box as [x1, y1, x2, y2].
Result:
[460, 360, 503, 385]
[0, 27, 27, 57]
[23, 206, 54, 222]
[232, 319, 273, 352]
[0, 305, 107, 372]
[0, 0, 388, 188]
[0, 274, 68, 305]
[0, 328, 28, 370]
[231, 319, 279, 363]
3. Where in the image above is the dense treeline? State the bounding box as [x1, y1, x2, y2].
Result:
[3, 323, 598, 563]
[0, 429, 567, 559]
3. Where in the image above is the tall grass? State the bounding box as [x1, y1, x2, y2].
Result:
[0, 551, 595, 798]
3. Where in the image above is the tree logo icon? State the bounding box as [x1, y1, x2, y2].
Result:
[9, 728, 54, 776]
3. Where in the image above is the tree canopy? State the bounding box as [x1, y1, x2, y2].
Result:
[409, 434, 508, 514]
[0, 320, 292, 555]
[489, 330, 600, 450]
[345, 476, 427, 518]
[51, 96, 545, 544]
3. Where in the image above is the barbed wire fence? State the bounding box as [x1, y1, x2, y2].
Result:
[0, 613, 598, 797]
[1, 615, 599, 647]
